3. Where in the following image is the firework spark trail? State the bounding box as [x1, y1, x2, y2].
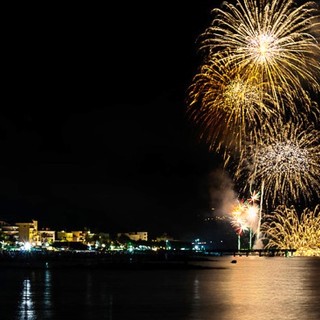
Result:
[237, 119, 320, 206]
[229, 196, 259, 234]
[230, 200, 249, 235]
[261, 205, 320, 256]
[187, 0, 320, 251]
[187, 0, 320, 164]
[198, 0, 320, 104]
[227, 192, 261, 249]
[186, 53, 279, 159]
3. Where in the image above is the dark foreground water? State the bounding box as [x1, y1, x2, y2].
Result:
[0, 256, 319, 320]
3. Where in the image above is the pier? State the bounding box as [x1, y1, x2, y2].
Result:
[208, 249, 296, 257]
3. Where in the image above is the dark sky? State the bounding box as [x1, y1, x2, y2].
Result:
[1, 1, 234, 241]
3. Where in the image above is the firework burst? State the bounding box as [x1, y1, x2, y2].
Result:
[187, 54, 278, 159]
[261, 204, 320, 256]
[239, 119, 320, 206]
[198, 0, 320, 105]
[229, 197, 259, 234]
[230, 200, 250, 235]
[187, 0, 320, 252]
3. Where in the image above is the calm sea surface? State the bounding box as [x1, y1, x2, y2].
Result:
[0, 256, 319, 320]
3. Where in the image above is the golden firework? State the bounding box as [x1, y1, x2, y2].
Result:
[261, 205, 320, 256]
[186, 54, 278, 161]
[240, 119, 320, 206]
[187, 0, 320, 250]
[198, 0, 320, 105]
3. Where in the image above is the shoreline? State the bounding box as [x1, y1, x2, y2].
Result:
[0, 250, 219, 270]
[0, 248, 301, 269]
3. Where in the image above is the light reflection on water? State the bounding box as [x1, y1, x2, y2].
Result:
[190, 256, 320, 320]
[17, 270, 52, 320]
[0, 256, 319, 320]
[19, 279, 35, 320]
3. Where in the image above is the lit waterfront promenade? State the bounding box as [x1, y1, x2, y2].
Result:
[0, 248, 298, 269]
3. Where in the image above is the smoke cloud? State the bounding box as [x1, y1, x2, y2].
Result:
[207, 168, 237, 217]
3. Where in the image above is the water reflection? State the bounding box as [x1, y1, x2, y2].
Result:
[222, 257, 316, 320]
[4, 257, 319, 320]
[42, 270, 52, 318]
[187, 256, 320, 320]
[18, 278, 35, 320]
[193, 276, 200, 303]
[17, 270, 52, 320]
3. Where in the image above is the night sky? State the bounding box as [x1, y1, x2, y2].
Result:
[1, 1, 239, 241]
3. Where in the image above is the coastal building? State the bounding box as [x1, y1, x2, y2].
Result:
[38, 229, 56, 245]
[56, 231, 74, 242]
[15, 220, 39, 244]
[71, 230, 88, 242]
[56, 230, 93, 243]
[0, 221, 19, 242]
[118, 231, 148, 241]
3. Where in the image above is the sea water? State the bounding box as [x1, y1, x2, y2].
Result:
[0, 256, 319, 320]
